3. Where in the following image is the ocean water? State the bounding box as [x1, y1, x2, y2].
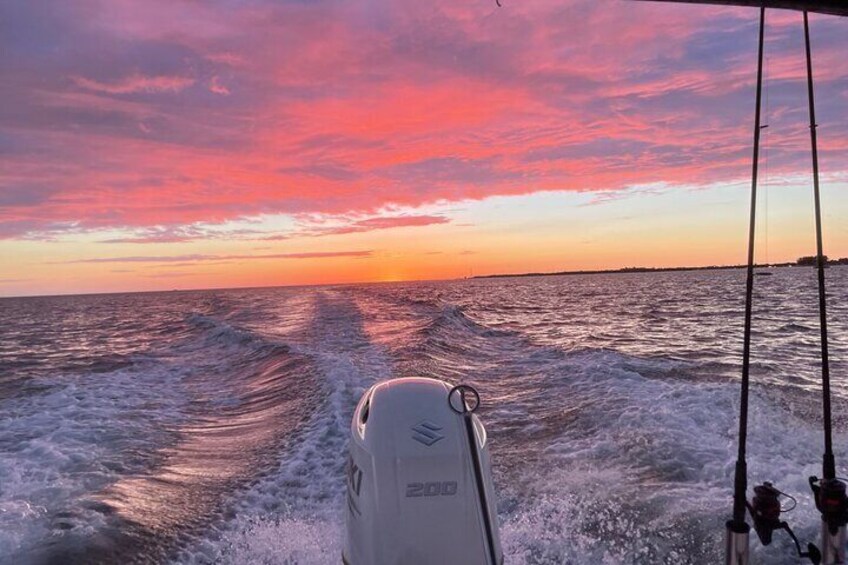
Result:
[2, 267, 848, 564]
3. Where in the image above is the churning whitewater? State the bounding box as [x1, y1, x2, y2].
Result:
[2, 267, 848, 564]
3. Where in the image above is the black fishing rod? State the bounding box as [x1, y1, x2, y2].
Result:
[803, 11, 848, 564]
[623, 2, 843, 563]
[803, 9, 834, 483]
[725, 9, 766, 564]
[726, 10, 822, 564]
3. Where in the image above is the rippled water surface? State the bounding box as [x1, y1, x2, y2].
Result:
[2, 267, 848, 564]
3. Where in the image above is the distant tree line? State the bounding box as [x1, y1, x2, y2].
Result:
[475, 257, 848, 281]
[796, 256, 848, 266]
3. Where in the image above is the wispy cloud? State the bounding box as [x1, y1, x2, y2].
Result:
[72, 74, 195, 94]
[264, 214, 451, 240]
[61, 250, 372, 264]
[96, 215, 449, 244]
[209, 76, 230, 96]
[143, 271, 202, 278]
[99, 225, 266, 244]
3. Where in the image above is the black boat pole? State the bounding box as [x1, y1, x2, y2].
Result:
[726, 7, 765, 565]
[449, 385, 500, 565]
[803, 12, 848, 564]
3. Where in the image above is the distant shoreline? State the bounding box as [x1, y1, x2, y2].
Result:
[473, 261, 844, 280]
[3, 260, 845, 300]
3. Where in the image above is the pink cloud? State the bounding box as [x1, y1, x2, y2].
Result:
[61, 250, 373, 264]
[2, 0, 847, 242]
[99, 225, 266, 244]
[264, 214, 451, 239]
[72, 74, 195, 94]
[209, 76, 230, 95]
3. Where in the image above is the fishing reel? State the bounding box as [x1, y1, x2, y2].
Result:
[809, 476, 848, 563]
[747, 482, 821, 564]
[810, 476, 848, 534]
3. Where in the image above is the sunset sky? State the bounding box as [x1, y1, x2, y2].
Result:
[1, 0, 847, 296]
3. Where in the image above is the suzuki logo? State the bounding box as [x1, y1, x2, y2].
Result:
[411, 420, 444, 446]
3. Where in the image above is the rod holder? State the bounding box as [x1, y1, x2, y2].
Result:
[726, 521, 751, 565]
[821, 522, 846, 565]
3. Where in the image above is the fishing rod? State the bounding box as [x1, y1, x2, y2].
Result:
[624, 2, 845, 562]
[802, 11, 848, 564]
[726, 8, 820, 564]
[728, 9, 848, 565]
[724, 9, 766, 563]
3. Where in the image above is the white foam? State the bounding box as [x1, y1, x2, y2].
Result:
[175, 290, 392, 564]
[0, 362, 190, 558]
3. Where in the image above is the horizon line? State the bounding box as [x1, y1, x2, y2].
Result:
[4, 259, 844, 300]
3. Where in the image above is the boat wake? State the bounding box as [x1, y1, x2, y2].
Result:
[2, 271, 848, 564]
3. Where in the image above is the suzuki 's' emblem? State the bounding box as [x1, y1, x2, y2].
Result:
[411, 420, 444, 446]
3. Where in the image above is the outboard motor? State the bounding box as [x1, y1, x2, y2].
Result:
[343, 377, 503, 565]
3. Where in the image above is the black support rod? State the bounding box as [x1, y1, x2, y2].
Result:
[731, 5, 766, 530]
[803, 10, 835, 481]
[629, 1, 848, 18]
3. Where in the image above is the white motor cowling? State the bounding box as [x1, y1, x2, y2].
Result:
[343, 377, 503, 565]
